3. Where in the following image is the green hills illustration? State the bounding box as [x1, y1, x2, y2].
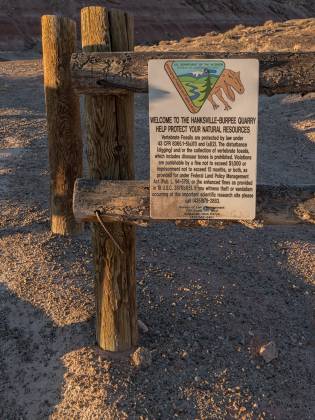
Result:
[165, 60, 225, 113]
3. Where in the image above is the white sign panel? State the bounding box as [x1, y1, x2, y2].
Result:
[149, 59, 259, 220]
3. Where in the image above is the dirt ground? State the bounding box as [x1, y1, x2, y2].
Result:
[0, 19, 315, 419]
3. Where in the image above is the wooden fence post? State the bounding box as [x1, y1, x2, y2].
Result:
[41, 15, 83, 235]
[81, 6, 138, 351]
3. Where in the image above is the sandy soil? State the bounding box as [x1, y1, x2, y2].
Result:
[0, 20, 315, 419]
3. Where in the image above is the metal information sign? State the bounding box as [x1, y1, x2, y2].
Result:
[149, 59, 259, 220]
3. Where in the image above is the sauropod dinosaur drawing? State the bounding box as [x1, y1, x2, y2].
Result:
[208, 69, 245, 111]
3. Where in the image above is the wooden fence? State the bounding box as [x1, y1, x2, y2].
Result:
[42, 6, 315, 352]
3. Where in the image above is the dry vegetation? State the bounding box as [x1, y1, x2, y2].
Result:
[136, 19, 315, 53]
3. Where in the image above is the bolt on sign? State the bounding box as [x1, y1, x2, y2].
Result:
[149, 59, 259, 220]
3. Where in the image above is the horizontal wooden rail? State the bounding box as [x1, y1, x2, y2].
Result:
[71, 51, 315, 96]
[73, 179, 315, 228]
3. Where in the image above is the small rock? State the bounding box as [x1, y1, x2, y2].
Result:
[138, 319, 149, 333]
[180, 350, 189, 360]
[259, 341, 278, 363]
[131, 347, 152, 368]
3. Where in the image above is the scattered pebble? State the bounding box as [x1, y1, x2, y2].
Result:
[138, 319, 149, 333]
[131, 347, 152, 368]
[259, 341, 278, 363]
[180, 350, 189, 360]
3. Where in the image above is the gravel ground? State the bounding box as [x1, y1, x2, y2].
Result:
[0, 22, 315, 419]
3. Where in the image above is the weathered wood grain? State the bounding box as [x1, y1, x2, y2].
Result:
[73, 179, 315, 227]
[71, 51, 315, 95]
[41, 15, 83, 235]
[81, 6, 137, 352]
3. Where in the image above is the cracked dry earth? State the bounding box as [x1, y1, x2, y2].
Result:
[0, 23, 315, 420]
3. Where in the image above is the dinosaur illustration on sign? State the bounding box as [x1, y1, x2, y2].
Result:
[165, 60, 245, 113]
[208, 69, 245, 110]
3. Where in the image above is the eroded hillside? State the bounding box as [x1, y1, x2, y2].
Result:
[0, 0, 314, 50]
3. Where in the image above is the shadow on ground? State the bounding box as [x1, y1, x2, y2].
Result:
[0, 223, 314, 418]
[0, 283, 93, 418]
